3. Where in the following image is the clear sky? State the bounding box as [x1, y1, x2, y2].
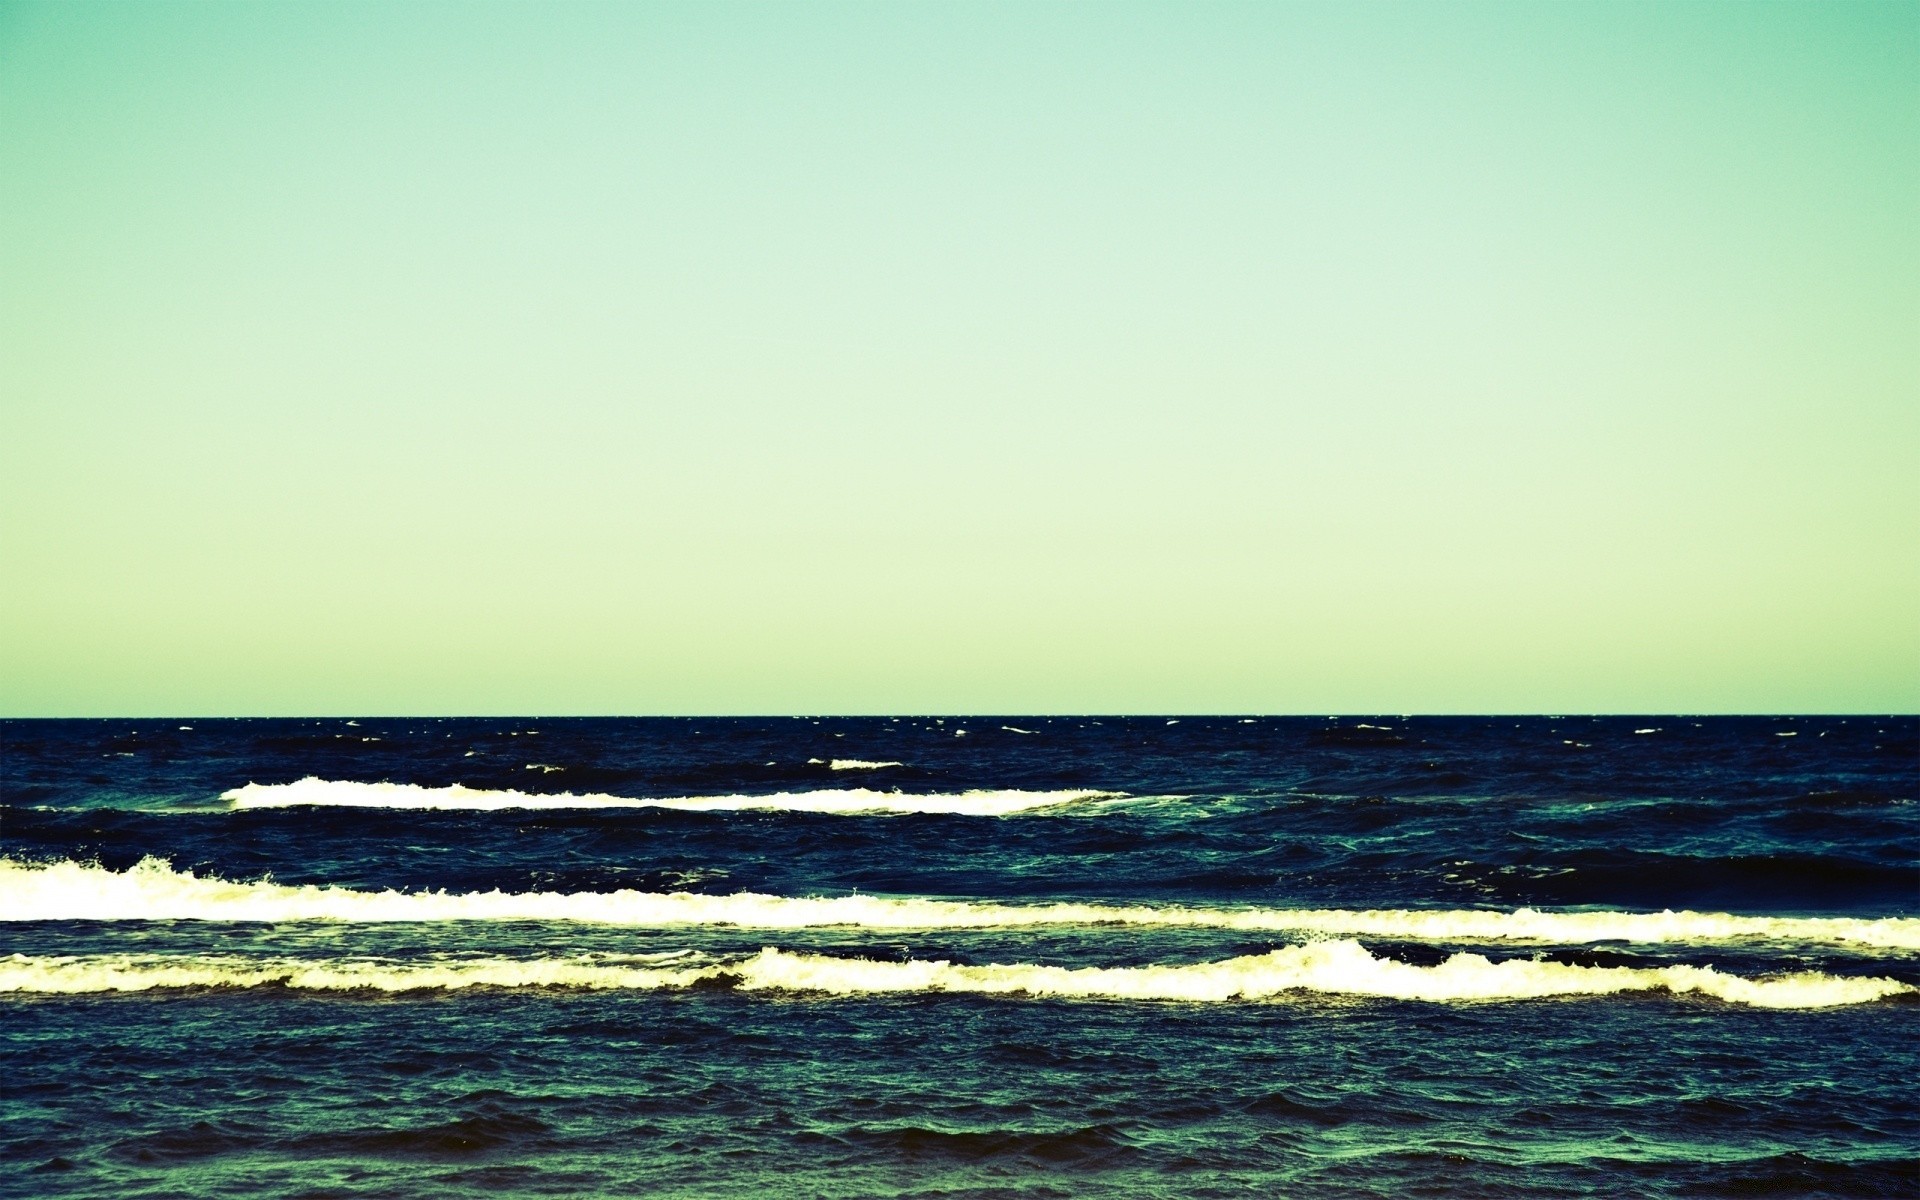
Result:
[2, 1, 1914, 716]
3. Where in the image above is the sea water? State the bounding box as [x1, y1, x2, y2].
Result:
[2, 716, 1914, 1197]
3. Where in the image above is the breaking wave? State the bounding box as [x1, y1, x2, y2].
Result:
[1, 944, 1906, 1008]
[6, 859, 1916, 951]
[223, 778, 1112, 816]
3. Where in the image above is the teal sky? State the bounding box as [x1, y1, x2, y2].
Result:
[2, 1, 1914, 716]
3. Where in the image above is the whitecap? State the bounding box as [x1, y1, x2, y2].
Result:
[221, 778, 1113, 816]
[0, 944, 1905, 1008]
[5, 859, 1914, 951]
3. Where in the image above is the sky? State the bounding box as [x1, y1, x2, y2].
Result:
[1, 1, 1914, 716]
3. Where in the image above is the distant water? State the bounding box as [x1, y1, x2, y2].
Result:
[3, 716, 1915, 1198]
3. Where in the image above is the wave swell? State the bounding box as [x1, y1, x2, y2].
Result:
[1, 944, 1905, 1008]
[6, 859, 1915, 950]
[222, 778, 1110, 816]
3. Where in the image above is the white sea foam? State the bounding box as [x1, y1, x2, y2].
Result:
[0, 944, 1905, 1008]
[827, 760, 903, 771]
[5, 859, 1916, 951]
[222, 778, 1108, 816]
[0, 951, 711, 995]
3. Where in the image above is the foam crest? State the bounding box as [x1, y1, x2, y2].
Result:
[735, 944, 1912, 1008]
[1, 945, 1906, 1008]
[0, 951, 711, 995]
[5, 859, 1916, 951]
[223, 778, 1110, 816]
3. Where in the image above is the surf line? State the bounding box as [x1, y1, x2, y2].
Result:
[6, 858, 1917, 951]
[222, 778, 1122, 816]
[0, 943, 1908, 1009]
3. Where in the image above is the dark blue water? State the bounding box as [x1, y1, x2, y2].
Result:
[3, 716, 1915, 1198]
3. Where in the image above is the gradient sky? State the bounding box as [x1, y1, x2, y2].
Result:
[2, 1, 1914, 716]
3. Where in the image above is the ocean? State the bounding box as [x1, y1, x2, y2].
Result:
[2, 716, 1914, 1198]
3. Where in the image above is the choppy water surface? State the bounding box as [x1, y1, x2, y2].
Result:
[2, 716, 1914, 1197]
